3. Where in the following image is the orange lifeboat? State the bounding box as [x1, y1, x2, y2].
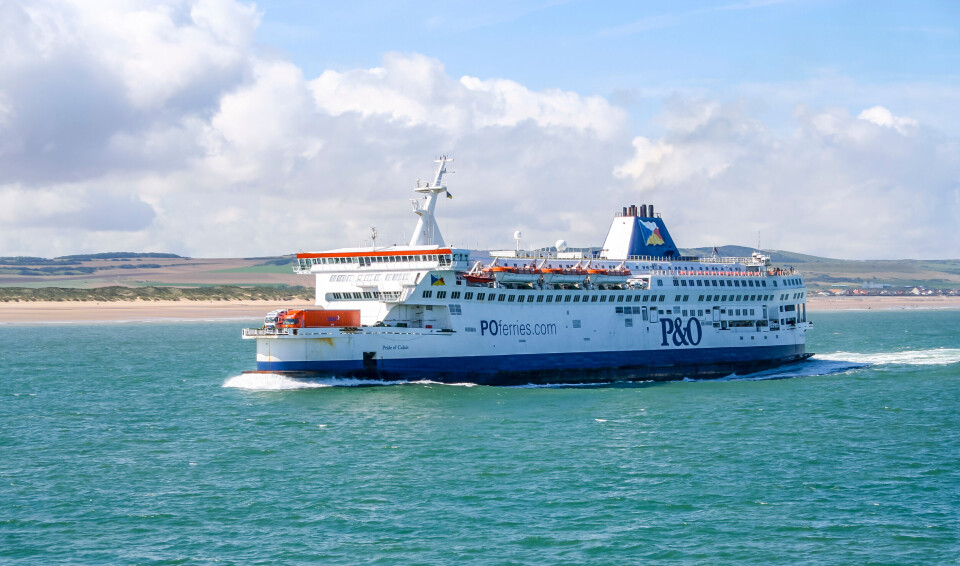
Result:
[541, 267, 587, 285]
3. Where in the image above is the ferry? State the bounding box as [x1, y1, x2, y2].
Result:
[242, 157, 812, 385]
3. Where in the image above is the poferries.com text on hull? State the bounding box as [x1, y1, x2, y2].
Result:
[242, 157, 812, 385]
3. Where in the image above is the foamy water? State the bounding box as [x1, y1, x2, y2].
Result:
[222, 373, 478, 390]
[816, 348, 960, 366]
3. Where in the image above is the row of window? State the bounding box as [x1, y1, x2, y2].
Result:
[694, 294, 773, 302]
[419, 289, 808, 305]
[301, 254, 452, 267]
[345, 272, 415, 283]
[422, 290, 671, 303]
[326, 291, 401, 300]
[669, 278, 769, 289]
[615, 305, 759, 318]
[779, 292, 806, 300]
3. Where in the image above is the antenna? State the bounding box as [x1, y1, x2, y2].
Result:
[370, 226, 378, 249]
[514, 230, 522, 252]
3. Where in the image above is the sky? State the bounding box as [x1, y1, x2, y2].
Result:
[0, 0, 958, 259]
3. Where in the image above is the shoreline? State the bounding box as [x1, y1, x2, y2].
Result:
[805, 296, 960, 311]
[0, 299, 316, 324]
[1, 296, 958, 324]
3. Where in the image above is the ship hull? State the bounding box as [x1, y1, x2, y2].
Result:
[246, 342, 810, 386]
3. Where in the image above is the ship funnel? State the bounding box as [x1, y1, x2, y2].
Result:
[600, 205, 679, 259]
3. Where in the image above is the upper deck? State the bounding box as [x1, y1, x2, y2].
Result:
[295, 248, 472, 274]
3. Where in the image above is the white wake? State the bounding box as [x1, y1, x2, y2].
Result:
[815, 348, 960, 366]
[222, 373, 477, 390]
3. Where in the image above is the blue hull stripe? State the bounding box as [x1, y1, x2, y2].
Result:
[255, 344, 807, 385]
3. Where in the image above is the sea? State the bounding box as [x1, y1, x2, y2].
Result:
[2, 310, 958, 565]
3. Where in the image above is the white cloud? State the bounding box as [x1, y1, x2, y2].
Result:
[857, 105, 919, 135]
[310, 52, 626, 139]
[0, 0, 956, 261]
[615, 101, 960, 259]
[0, 1, 634, 257]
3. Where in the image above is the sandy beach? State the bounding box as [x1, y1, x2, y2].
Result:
[2, 296, 958, 324]
[805, 296, 960, 311]
[0, 300, 316, 324]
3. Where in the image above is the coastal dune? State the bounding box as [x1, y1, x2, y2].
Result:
[1, 296, 957, 324]
[0, 300, 316, 323]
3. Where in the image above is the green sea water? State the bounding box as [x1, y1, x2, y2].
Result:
[2, 310, 959, 564]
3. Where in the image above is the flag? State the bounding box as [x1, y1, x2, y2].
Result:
[445, 190, 453, 199]
[713, 247, 719, 255]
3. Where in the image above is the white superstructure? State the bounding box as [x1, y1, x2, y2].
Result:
[242, 158, 811, 385]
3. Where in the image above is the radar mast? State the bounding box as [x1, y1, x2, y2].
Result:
[409, 156, 453, 246]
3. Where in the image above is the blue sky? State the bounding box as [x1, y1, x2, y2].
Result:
[0, 0, 957, 259]
[255, 0, 960, 133]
